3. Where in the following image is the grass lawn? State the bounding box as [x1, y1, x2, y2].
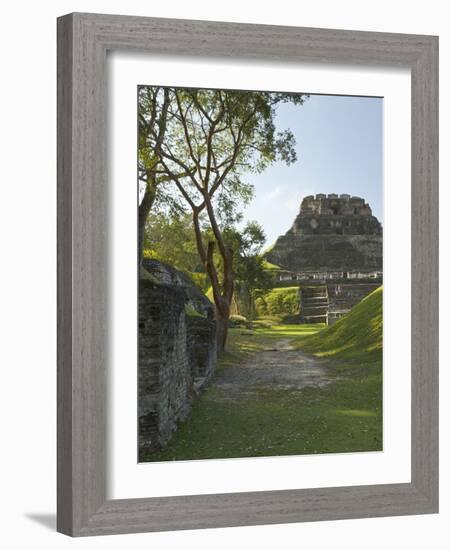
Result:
[141, 289, 382, 462]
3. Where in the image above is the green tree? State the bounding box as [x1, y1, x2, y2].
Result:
[227, 222, 274, 320]
[139, 87, 306, 350]
[143, 212, 209, 291]
[138, 87, 174, 263]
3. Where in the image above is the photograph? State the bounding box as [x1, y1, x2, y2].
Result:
[0, 0, 442, 543]
[137, 86, 383, 462]
[0, 0, 441, 541]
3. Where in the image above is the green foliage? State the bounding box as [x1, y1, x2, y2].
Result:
[138, 87, 186, 216]
[299, 286, 383, 361]
[143, 212, 198, 269]
[205, 286, 214, 303]
[188, 272, 209, 290]
[143, 212, 210, 291]
[138, 87, 307, 224]
[255, 286, 300, 317]
[203, 222, 275, 318]
[224, 222, 275, 319]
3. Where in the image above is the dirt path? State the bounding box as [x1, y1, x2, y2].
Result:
[213, 338, 331, 397]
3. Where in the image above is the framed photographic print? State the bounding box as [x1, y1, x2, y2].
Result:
[57, 13, 438, 536]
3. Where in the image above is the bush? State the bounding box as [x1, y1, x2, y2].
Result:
[228, 314, 248, 328]
[255, 287, 300, 318]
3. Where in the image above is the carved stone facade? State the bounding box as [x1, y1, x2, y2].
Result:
[266, 194, 383, 281]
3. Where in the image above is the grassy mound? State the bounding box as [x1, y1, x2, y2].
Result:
[300, 286, 382, 361]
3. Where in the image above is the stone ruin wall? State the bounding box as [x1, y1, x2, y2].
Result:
[138, 279, 216, 459]
[326, 281, 381, 324]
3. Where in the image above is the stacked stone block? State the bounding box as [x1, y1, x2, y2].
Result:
[138, 277, 216, 459]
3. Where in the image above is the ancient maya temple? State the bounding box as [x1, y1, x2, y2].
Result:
[265, 194, 383, 324]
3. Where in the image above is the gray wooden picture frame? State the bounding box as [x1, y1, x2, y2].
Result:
[57, 12, 439, 537]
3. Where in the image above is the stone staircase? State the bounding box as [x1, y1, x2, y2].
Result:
[326, 282, 381, 324]
[300, 285, 329, 324]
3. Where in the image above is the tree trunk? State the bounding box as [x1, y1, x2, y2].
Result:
[215, 307, 229, 353]
[191, 216, 234, 352]
[217, 250, 234, 352]
[248, 290, 255, 321]
[138, 181, 156, 264]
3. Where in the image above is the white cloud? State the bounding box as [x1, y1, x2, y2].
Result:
[264, 185, 282, 200]
[284, 197, 299, 213]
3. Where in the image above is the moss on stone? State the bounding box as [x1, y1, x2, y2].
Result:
[139, 266, 160, 283]
[184, 303, 206, 318]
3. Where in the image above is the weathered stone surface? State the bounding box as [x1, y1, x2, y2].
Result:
[142, 258, 213, 317]
[138, 262, 216, 458]
[266, 194, 382, 278]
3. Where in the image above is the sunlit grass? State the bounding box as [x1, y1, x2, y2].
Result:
[218, 324, 323, 369]
[261, 259, 282, 270]
[256, 324, 324, 337]
[296, 286, 383, 362]
[335, 409, 376, 417]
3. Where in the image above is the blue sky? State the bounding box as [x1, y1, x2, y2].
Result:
[242, 94, 383, 247]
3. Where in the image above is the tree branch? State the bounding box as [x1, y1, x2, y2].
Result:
[206, 241, 225, 314]
[175, 91, 204, 181]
